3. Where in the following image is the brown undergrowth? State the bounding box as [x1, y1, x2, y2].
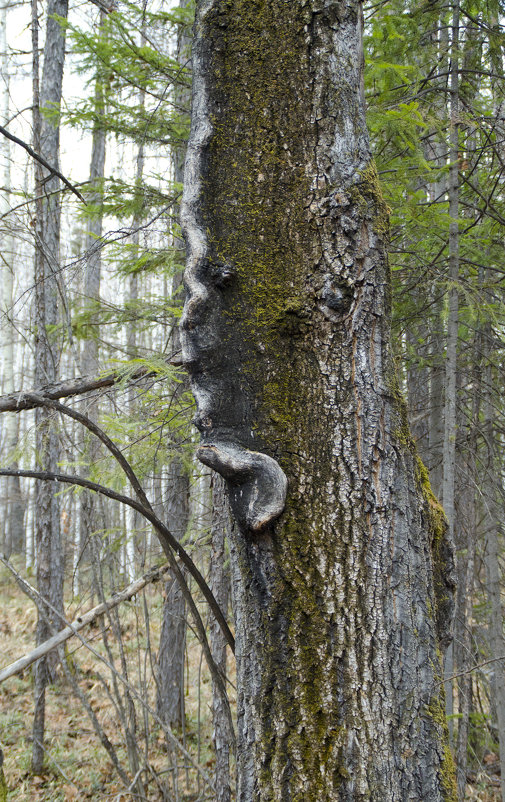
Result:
[0, 561, 233, 801]
[0, 562, 499, 801]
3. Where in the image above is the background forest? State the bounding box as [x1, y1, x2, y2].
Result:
[0, 0, 504, 799]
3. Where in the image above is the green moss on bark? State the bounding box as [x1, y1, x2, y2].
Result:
[0, 770, 6, 802]
[205, 0, 330, 477]
[352, 162, 391, 239]
[426, 697, 458, 802]
[197, 1, 456, 798]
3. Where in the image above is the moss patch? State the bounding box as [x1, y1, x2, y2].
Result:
[426, 697, 458, 802]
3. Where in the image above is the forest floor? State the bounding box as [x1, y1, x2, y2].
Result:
[0, 561, 500, 801]
[0, 559, 225, 801]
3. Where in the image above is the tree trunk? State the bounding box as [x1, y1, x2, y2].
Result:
[482, 337, 505, 802]
[453, 389, 477, 800]
[442, 0, 460, 739]
[0, 0, 25, 557]
[155, 0, 192, 730]
[181, 2, 456, 799]
[31, 0, 68, 773]
[427, 12, 449, 502]
[77, 19, 107, 596]
[155, 463, 189, 729]
[209, 474, 232, 802]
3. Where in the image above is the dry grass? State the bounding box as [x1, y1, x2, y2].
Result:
[0, 562, 501, 801]
[0, 561, 223, 801]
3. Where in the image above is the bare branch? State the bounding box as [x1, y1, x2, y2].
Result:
[0, 561, 170, 682]
[0, 123, 86, 203]
[0, 557, 215, 788]
[0, 466, 234, 653]
[0, 368, 155, 412]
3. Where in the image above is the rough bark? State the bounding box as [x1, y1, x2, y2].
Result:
[442, 1, 460, 737]
[482, 343, 505, 802]
[427, 14, 449, 503]
[155, 464, 189, 728]
[155, 0, 192, 730]
[209, 474, 232, 802]
[181, 2, 456, 800]
[31, 0, 68, 773]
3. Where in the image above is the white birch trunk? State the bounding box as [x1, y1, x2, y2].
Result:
[0, 1, 25, 556]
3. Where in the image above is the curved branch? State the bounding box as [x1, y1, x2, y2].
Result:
[21, 393, 151, 508]
[0, 466, 236, 749]
[0, 467, 234, 654]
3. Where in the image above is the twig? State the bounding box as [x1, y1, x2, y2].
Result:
[441, 654, 505, 685]
[0, 123, 86, 203]
[0, 561, 171, 682]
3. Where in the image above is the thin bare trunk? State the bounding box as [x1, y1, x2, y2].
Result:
[0, 1, 25, 557]
[156, 0, 191, 730]
[77, 14, 107, 596]
[31, 0, 68, 773]
[443, 0, 460, 737]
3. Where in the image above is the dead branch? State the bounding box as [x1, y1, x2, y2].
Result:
[0, 557, 215, 788]
[0, 123, 86, 203]
[0, 466, 234, 654]
[0, 561, 170, 682]
[0, 366, 158, 411]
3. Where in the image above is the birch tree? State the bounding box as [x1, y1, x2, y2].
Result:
[181, 1, 456, 798]
[0, 0, 24, 557]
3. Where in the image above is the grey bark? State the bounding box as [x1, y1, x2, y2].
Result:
[487, 24, 505, 802]
[453, 359, 478, 800]
[77, 23, 107, 595]
[155, 462, 189, 728]
[442, 0, 460, 737]
[156, 0, 192, 730]
[406, 305, 429, 462]
[482, 336, 505, 802]
[427, 14, 449, 502]
[0, 0, 25, 557]
[31, 0, 68, 773]
[209, 474, 232, 802]
[181, 2, 456, 799]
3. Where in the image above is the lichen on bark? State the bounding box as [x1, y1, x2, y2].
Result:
[181, 1, 457, 799]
